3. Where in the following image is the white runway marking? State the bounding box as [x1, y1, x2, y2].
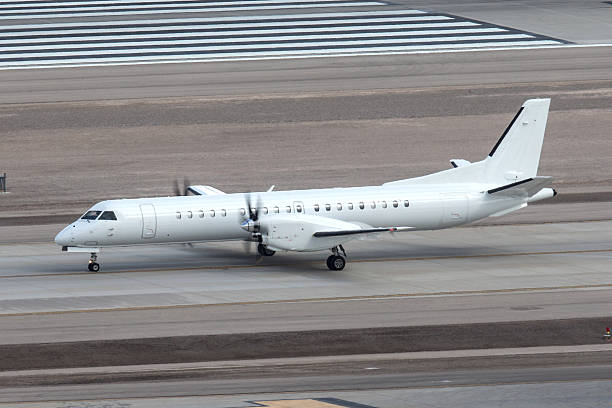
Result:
[1, 9, 429, 29]
[0, 32, 528, 53]
[0, 24, 489, 44]
[0, 0, 387, 20]
[0, 7, 568, 69]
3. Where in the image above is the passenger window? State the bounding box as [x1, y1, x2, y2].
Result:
[221, 209, 226, 217]
[314, 204, 320, 212]
[348, 203, 354, 210]
[176, 211, 181, 219]
[81, 210, 102, 220]
[210, 209, 215, 217]
[263, 207, 269, 215]
[296, 204, 302, 213]
[404, 200, 410, 207]
[393, 200, 398, 208]
[359, 202, 364, 210]
[371, 201, 376, 209]
[337, 203, 342, 211]
[187, 211, 193, 219]
[381, 201, 387, 209]
[198, 210, 204, 218]
[99, 211, 117, 220]
[325, 204, 331, 211]
[273, 206, 279, 213]
[285, 206, 292, 213]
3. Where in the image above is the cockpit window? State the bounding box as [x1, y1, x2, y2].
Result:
[99, 211, 117, 220]
[81, 210, 102, 220]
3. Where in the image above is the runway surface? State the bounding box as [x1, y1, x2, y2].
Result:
[0, 0, 571, 69]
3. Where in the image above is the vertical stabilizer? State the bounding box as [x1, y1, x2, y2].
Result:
[484, 98, 550, 183]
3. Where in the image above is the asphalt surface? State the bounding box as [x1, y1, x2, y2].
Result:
[3, 317, 611, 371]
[2, 364, 611, 404]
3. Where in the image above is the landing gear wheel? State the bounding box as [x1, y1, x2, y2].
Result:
[326, 255, 345, 271]
[257, 243, 275, 257]
[88, 262, 100, 272]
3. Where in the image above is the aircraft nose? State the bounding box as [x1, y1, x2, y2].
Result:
[54, 225, 74, 246]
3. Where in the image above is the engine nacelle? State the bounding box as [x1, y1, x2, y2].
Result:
[260, 215, 359, 252]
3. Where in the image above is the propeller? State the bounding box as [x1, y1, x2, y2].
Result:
[172, 177, 193, 196]
[240, 193, 266, 262]
[241, 193, 262, 233]
[173, 176, 194, 248]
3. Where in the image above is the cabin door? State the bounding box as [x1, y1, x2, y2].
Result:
[441, 193, 469, 226]
[140, 204, 157, 239]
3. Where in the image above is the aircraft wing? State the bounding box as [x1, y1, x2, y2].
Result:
[487, 176, 553, 198]
[186, 185, 226, 195]
[261, 214, 412, 252]
[314, 226, 413, 237]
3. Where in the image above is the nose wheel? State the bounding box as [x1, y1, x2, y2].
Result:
[88, 253, 100, 272]
[326, 245, 347, 270]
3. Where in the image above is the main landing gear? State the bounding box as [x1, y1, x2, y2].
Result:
[88, 252, 100, 272]
[257, 243, 276, 257]
[326, 245, 347, 271]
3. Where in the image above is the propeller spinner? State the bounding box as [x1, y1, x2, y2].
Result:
[240, 193, 262, 233]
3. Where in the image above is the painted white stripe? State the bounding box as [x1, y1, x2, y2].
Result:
[0, 0, 383, 9]
[1, 29, 514, 52]
[0, 0, 196, 7]
[0, 0, 385, 13]
[0, 35, 542, 59]
[0, 10, 429, 30]
[0, 0, 297, 6]
[0, 27, 505, 47]
[2, 42, 590, 71]
[0, 2, 386, 19]
[0, 40, 564, 68]
[0, 18, 460, 40]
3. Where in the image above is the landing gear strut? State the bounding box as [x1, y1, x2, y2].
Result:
[88, 252, 100, 272]
[257, 243, 276, 257]
[326, 245, 347, 271]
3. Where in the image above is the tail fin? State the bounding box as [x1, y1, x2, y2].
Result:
[484, 98, 550, 184]
[383, 98, 551, 188]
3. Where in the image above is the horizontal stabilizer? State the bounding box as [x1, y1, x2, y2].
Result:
[487, 176, 553, 197]
[450, 159, 471, 168]
[187, 185, 226, 195]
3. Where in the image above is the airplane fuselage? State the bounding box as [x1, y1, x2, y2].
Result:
[56, 183, 520, 249]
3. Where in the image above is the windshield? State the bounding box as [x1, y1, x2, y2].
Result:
[98, 211, 117, 220]
[81, 210, 102, 220]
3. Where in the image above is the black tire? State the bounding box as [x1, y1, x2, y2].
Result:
[89, 262, 100, 272]
[327, 255, 346, 271]
[257, 243, 275, 257]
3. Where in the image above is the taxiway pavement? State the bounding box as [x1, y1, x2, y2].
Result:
[1, 218, 611, 344]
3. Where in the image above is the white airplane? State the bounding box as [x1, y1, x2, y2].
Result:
[55, 98, 556, 272]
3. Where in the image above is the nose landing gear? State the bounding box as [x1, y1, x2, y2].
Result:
[88, 252, 100, 272]
[326, 245, 347, 271]
[257, 243, 276, 257]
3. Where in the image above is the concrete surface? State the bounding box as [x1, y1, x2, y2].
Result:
[1, 365, 611, 405]
[0, 221, 611, 315]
